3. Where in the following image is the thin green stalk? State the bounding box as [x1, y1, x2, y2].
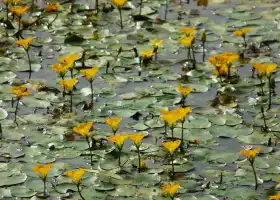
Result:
[268, 76, 272, 110]
[77, 184, 85, 200]
[171, 154, 175, 180]
[227, 64, 231, 81]
[171, 127, 174, 139]
[48, 12, 59, 28]
[139, 0, 143, 15]
[43, 179, 46, 196]
[86, 137, 93, 166]
[30, 0, 35, 16]
[17, 17, 21, 39]
[261, 106, 268, 132]
[118, 150, 121, 166]
[14, 99, 20, 122]
[250, 162, 258, 190]
[26, 50, 32, 79]
[96, 0, 99, 14]
[259, 77, 265, 96]
[187, 47, 191, 60]
[202, 41, 205, 62]
[70, 69, 74, 78]
[219, 171, 223, 184]
[180, 121, 184, 150]
[164, 0, 168, 20]
[164, 123, 167, 135]
[70, 92, 73, 112]
[191, 45, 196, 69]
[0, 122, 2, 139]
[90, 81, 94, 107]
[137, 148, 141, 173]
[243, 36, 247, 48]
[119, 8, 123, 29]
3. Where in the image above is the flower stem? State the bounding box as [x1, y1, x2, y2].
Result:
[137, 148, 141, 173]
[261, 106, 268, 132]
[43, 179, 46, 196]
[26, 50, 32, 79]
[191, 45, 196, 69]
[96, 0, 99, 14]
[259, 78, 265, 96]
[250, 162, 258, 190]
[90, 81, 94, 107]
[171, 154, 175, 180]
[119, 8, 123, 29]
[171, 127, 174, 140]
[202, 41, 205, 62]
[180, 121, 184, 151]
[118, 150, 121, 166]
[139, 0, 143, 15]
[0, 122, 2, 139]
[86, 137, 93, 166]
[243, 36, 247, 48]
[70, 69, 74, 78]
[268, 76, 272, 110]
[70, 92, 73, 112]
[14, 99, 20, 122]
[48, 12, 59, 28]
[17, 17, 21, 39]
[77, 184, 85, 200]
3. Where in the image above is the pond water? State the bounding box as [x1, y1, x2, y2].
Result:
[1, 0, 280, 199]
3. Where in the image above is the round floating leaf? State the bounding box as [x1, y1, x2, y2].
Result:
[11, 186, 36, 198]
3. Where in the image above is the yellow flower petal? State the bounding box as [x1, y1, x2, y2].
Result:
[128, 133, 146, 148]
[59, 78, 78, 92]
[11, 85, 31, 99]
[107, 134, 128, 150]
[105, 117, 122, 133]
[73, 122, 94, 137]
[161, 183, 180, 198]
[65, 168, 86, 185]
[16, 37, 33, 50]
[163, 140, 181, 154]
[32, 164, 52, 180]
[80, 67, 99, 82]
[111, 0, 128, 8]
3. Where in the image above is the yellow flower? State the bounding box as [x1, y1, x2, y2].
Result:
[105, 117, 122, 133]
[219, 52, 239, 65]
[80, 67, 99, 82]
[253, 63, 277, 77]
[163, 140, 181, 154]
[197, 0, 208, 6]
[233, 27, 252, 37]
[107, 134, 128, 150]
[175, 107, 191, 121]
[201, 30, 207, 42]
[178, 27, 197, 36]
[59, 78, 78, 92]
[45, 3, 60, 12]
[176, 85, 192, 97]
[32, 164, 52, 180]
[239, 148, 261, 162]
[65, 168, 86, 185]
[11, 85, 31, 99]
[58, 54, 80, 69]
[150, 40, 164, 50]
[160, 109, 184, 129]
[4, 0, 21, 4]
[128, 133, 146, 148]
[51, 63, 67, 76]
[16, 37, 33, 50]
[9, 6, 28, 16]
[268, 193, 280, 200]
[111, 0, 128, 8]
[179, 35, 195, 48]
[73, 122, 94, 137]
[161, 183, 180, 198]
[140, 50, 154, 60]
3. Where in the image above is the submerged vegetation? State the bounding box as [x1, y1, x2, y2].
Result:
[1, 0, 280, 199]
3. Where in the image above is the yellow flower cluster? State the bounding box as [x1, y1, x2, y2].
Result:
[208, 52, 239, 76]
[240, 148, 261, 163]
[253, 63, 277, 77]
[59, 78, 78, 92]
[160, 107, 191, 128]
[150, 39, 164, 50]
[161, 183, 180, 198]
